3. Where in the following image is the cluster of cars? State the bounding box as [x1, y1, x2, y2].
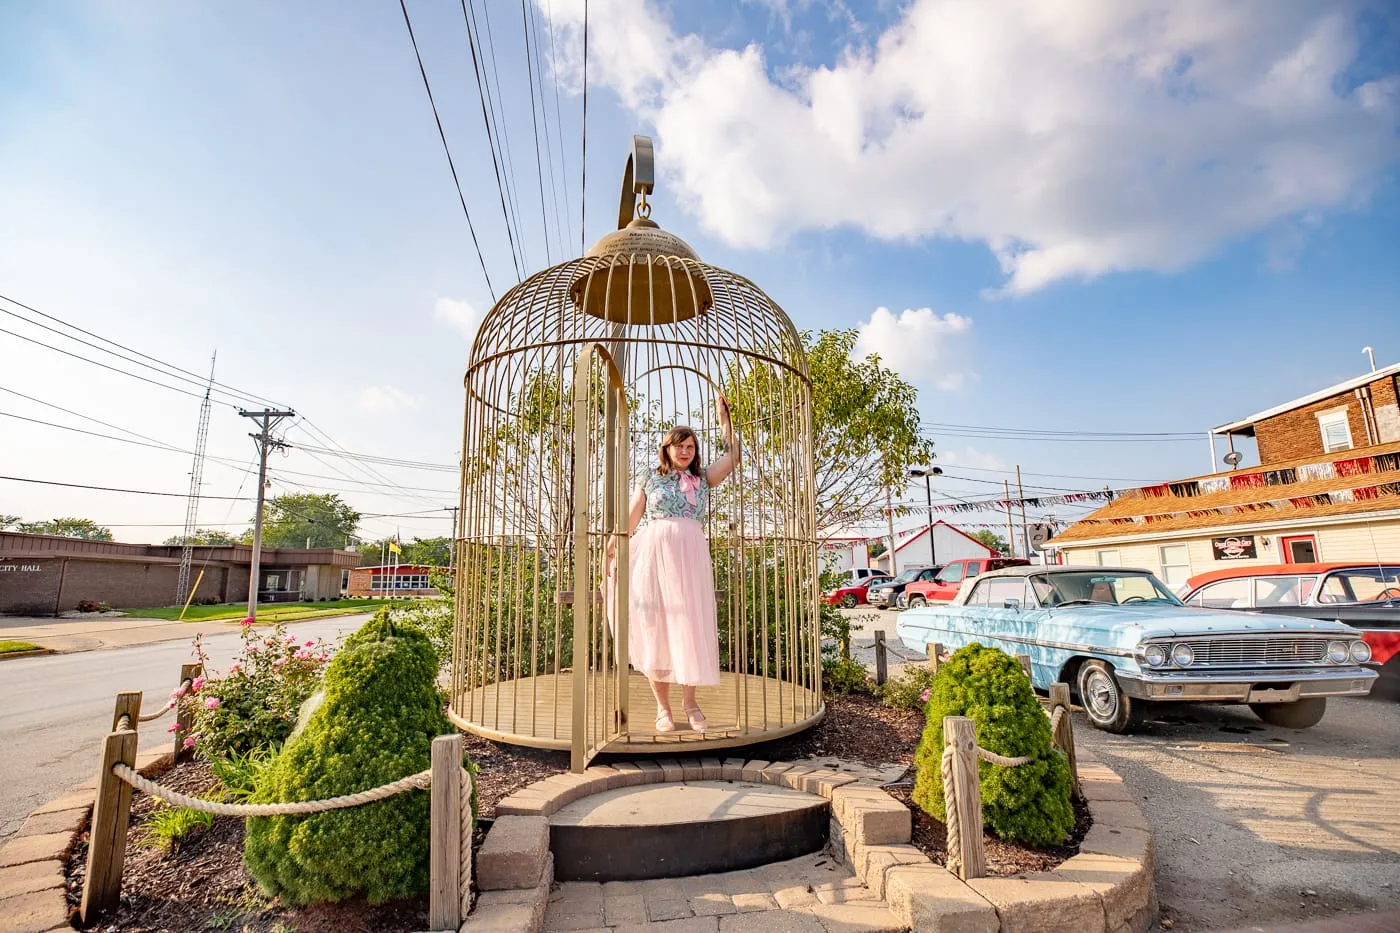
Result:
[823, 558, 1032, 608]
[829, 558, 1396, 734]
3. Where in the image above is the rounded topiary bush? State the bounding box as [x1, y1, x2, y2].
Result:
[911, 643, 1073, 847]
[243, 608, 462, 905]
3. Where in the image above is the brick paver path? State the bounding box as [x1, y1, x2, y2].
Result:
[542, 851, 903, 932]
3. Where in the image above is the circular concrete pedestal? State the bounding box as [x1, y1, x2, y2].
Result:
[548, 780, 829, 881]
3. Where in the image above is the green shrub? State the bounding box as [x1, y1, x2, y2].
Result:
[911, 643, 1073, 847]
[243, 608, 466, 905]
[209, 746, 277, 801]
[878, 664, 937, 711]
[183, 623, 332, 760]
[388, 597, 453, 676]
[823, 656, 873, 695]
[141, 804, 213, 852]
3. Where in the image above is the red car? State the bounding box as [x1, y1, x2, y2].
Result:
[825, 575, 889, 609]
[904, 557, 1030, 606]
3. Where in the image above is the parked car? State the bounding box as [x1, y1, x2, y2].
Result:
[825, 575, 890, 609]
[833, 567, 892, 588]
[866, 565, 942, 609]
[1180, 562, 1400, 684]
[904, 556, 1031, 606]
[896, 565, 1376, 733]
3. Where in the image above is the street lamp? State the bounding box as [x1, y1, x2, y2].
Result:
[909, 466, 943, 566]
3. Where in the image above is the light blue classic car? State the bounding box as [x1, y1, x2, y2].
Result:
[896, 565, 1377, 733]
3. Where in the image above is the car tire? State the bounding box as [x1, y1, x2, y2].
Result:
[1249, 698, 1326, 729]
[908, 595, 927, 608]
[1077, 660, 1144, 734]
[841, 594, 857, 609]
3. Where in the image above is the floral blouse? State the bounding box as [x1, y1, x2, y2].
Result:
[638, 469, 708, 523]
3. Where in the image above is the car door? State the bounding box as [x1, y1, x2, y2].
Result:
[933, 561, 965, 599]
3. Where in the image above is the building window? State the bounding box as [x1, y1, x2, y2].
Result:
[1158, 545, 1191, 590]
[1316, 408, 1353, 453]
[1097, 550, 1121, 567]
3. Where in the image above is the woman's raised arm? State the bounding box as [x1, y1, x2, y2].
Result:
[706, 393, 740, 488]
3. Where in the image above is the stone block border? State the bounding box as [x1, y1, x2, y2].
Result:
[0, 747, 172, 933]
[472, 751, 1154, 933]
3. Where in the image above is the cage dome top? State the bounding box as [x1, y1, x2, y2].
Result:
[567, 135, 714, 326]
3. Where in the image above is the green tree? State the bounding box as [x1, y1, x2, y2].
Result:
[162, 528, 241, 546]
[0, 514, 22, 531]
[403, 536, 451, 567]
[258, 494, 360, 549]
[868, 539, 888, 560]
[17, 517, 114, 540]
[970, 530, 1007, 555]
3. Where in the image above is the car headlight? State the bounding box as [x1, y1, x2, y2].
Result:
[1327, 641, 1350, 664]
[1349, 640, 1372, 664]
[1171, 643, 1194, 667]
[1143, 644, 1168, 667]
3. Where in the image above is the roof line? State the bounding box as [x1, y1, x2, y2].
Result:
[1213, 361, 1400, 434]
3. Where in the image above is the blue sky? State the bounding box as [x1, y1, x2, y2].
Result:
[1, 0, 1397, 545]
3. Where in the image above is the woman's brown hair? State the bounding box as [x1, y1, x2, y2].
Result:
[657, 425, 704, 477]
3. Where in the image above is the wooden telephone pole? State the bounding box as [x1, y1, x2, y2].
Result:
[240, 408, 295, 621]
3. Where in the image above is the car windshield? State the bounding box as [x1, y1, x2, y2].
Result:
[1317, 566, 1400, 604]
[893, 568, 923, 583]
[1030, 570, 1181, 607]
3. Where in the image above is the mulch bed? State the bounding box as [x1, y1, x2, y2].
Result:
[64, 691, 1086, 929]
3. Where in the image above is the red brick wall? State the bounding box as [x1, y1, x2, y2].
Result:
[0, 559, 62, 615]
[1253, 375, 1396, 464]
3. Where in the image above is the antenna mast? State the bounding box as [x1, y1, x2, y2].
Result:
[176, 352, 216, 605]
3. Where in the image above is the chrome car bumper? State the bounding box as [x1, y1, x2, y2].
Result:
[867, 593, 894, 608]
[1115, 666, 1377, 703]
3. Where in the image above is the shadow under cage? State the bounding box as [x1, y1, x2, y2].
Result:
[451, 137, 822, 771]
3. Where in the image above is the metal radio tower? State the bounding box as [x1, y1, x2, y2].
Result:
[176, 353, 216, 606]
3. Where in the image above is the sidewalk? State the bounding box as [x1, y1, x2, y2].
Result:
[0, 612, 358, 654]
[1211, 910, 1400, 932]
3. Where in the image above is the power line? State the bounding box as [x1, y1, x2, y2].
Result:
[461, 0, 524, 283]
[580, 0, 589, 253]
[399, 0, 498, 303]
[521, 0, 553, 264]
[1, 474, 257, 500]
[535, 0, 570, 259]
[0, 325, 222, 406]
[0, 292, 286, 410]
[477, 0, 533, 273]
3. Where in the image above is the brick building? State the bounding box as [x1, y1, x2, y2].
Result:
[1050, 362, 1400, 587]
[0, 532, 361, 616]
[346, 564, 447, 598]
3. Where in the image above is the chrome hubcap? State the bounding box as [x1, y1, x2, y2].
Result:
[1085, 671, 1117, 720]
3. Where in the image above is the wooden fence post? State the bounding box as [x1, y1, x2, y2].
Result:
[928, 642, 943, 675]
[873, 630, 888, 685]
[1016, 654, 1033, 680]
[429, 733, 464, 931]
[1049, 682, 1079, 800]
[943, 716, 985, 881]
[80, 694, 141, 924]
[173, 663, 202, 761]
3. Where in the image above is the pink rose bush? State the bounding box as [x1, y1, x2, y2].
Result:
[179, 624, 333, 760]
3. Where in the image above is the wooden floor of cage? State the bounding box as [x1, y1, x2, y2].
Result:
[449, 670, 825, 754]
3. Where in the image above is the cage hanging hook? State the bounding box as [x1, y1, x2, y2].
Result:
[617, 135, 655, 229]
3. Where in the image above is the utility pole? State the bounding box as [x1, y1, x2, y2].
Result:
[240, 408, 295, 621]
[884, 488, 897, 577]
[1003, 480, 1016, 559]
[1016, 465, 1030, 564]
[444, 506, 460, 572]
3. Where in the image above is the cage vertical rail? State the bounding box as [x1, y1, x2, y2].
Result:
[451, 135, 823, 769]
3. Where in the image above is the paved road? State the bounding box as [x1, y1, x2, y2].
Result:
[0, 614, 370, 840]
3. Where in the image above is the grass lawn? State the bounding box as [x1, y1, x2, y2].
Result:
[0, 640, 45, 654]
[124, 599, 393, 623]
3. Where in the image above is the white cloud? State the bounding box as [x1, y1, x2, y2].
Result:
[939, 448, 1011, 474]
[854, 306, 973, 390]
[434, 297, 484, 341]
[357, 385, 418, 414]
[542, 0, 1399, 293]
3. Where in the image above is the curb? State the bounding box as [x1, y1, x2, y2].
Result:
[473, 752, 1155, 933]
[0, 748, 173, 933]
[0, 649, 54, 662]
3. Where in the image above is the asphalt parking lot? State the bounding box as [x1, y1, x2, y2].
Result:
[845, 608, 1400, 932]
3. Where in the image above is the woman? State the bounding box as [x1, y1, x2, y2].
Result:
[607, 394, 738, 732]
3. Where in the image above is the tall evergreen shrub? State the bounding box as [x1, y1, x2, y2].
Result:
[243, 609, 464, 904]
[911, 643, 1073, 847]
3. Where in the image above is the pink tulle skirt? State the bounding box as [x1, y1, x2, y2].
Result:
[615, 517, 720, 686]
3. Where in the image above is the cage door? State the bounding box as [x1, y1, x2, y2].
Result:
[569, 342, 631, 772]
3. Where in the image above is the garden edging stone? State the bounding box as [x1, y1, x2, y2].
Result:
[481, 748, 1155, 933]
[0, 747, 172, 933]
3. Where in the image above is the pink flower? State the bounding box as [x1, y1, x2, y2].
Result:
[170, 685, 188, 699]
[304, 640, 316, 648]
[203, 697, 221, 709]
[919, 688, 931, 704]
[191, 676, 206, 692]
[229, 663, 241, 674]
[284, 633, 297, 643]
[182, 736, 197, 750]
[167, 723, 179, 733]
[240, 616, 255, 627]
[294, 649, 311, 661]
[273, 657, 287, 668]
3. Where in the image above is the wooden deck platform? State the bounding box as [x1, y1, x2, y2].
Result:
[450, 671, 824, 754]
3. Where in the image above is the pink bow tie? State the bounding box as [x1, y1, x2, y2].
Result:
[678, 472, 702, 506]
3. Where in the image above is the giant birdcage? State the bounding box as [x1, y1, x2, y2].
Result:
[451, 137, 821, 771]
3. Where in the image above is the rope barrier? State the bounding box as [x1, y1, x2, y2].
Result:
[137, 699, 177, 723]
[941, 744, 961, 878]
[975, 747, 1034, 767]
[459, 770, 473, 918]
[112, 764, 431, 817]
